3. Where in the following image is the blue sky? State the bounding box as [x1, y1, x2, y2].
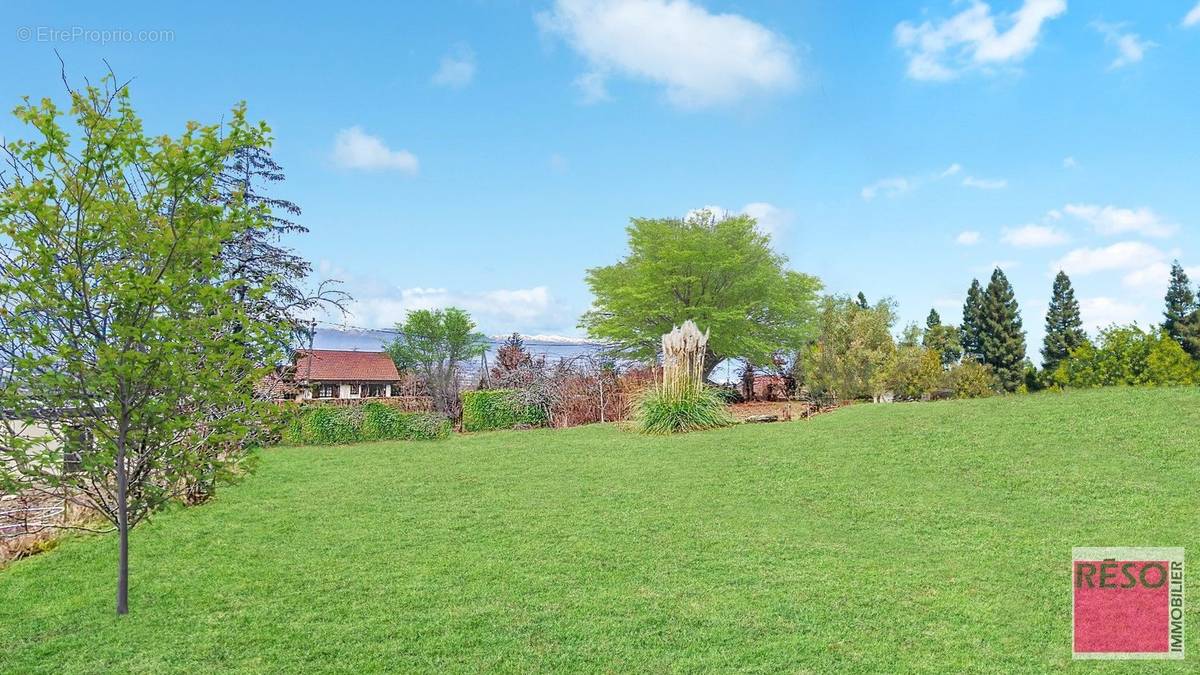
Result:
[4, 0, 1199, 353]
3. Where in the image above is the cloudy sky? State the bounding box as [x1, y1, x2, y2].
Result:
[4, 1, 1199, 349]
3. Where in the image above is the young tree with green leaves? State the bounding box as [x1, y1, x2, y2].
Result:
[960, 279, 985, 361]
[581, 210, 822, 378]
[979, 268, 1026, 391]
[385, 308, 489, 420]
[803, 295, 897, 401]
[0, 77, 283, 615]
[1041, 270, 1088, 372]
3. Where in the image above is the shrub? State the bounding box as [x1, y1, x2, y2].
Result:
[1052, 326, 1200, 388]
[634, 387, 735, 435]
[944, 360, 997, 399]
[278, 403, 450, 445]
[462, 390, 547, 432]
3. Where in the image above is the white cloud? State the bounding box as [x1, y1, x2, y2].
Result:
[536, 0, 798, 108]
[1062, 156, 1077, 169]
[894, 0, 1067, 81]
[956, 230, 982, 245]
[347, 286, 560, 330]
[1184, 3, 1200, 28]
[1078, 297, 1145, 332]
[432, 44, 476, 88]
[1001, 224, 1068, 247]
[331, 127, 419, 173]
[574, 71, 611, 104]
[1092, 22, 1154, 70]
[741, 202, 794, 240]
[1063, 203, 1177, 238]
[962, 176, 1008, 189]
[940, 163, 963, 177]
[1122, 262, 1200, 291]
[862, 162, 978, 199]
[861, 177, 911, 200]
[1052, 241, 1167, 276]
[685, 203, 793, 240]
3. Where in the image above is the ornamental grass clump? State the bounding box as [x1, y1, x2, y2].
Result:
[635, 320, 735, 434]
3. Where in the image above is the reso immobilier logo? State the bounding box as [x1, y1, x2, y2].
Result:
[1073, 547, 1184, 660]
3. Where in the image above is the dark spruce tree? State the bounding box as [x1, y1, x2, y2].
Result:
[1178, 310, 1200, 360]
[855, 291, 870, 309]
[925, 308, 941, 329]
[1041, 270, 1087, 372]
[960, 279, 985, 361]
[979, 268, 1026, 391]
[1163, 261, 1197, 345]
[216, 143, 348, 350]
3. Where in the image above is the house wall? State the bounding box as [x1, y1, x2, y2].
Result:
[296, 382, 394, 401]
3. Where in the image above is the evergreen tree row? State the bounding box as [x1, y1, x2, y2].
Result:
[951, 260, 1200, 394]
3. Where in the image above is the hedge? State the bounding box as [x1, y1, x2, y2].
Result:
[280, 402, 450, 445]
[462, 389, 547, 432]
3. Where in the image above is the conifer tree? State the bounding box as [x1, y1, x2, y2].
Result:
[979, 268, 1026, 391]
[1041, 270, 1087, 372]
[923, 307, 962, 368]
[960, 279, 985, 361]
[1177, 311, 1200, 361]
[856, 291, 870, 309]
[1163, 261, 1197, 344]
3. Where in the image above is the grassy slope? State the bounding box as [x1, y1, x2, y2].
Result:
[2, 388, 1198, 673]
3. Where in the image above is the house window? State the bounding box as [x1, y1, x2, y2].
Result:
[315, 383, 337, 399]
[348, 383, 361, 397]
[365, 383, 388, 398]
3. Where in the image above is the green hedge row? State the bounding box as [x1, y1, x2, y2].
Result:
[280, 402, 451, 445]
[462, 389, 547, 432]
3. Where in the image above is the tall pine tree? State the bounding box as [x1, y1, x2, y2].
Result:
[926, 308, 941, 329]
[979, 268, 1026, 391]
[1041, 270, 1087, 372]
[960, 279, 985, 361]
[1163, 261, 1197, 344]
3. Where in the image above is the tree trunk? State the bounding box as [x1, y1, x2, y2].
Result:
[701, 348, 722, 383]
[116, 432, 129, 616]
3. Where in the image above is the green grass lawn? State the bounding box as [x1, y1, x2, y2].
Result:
[2, 387, 1198, 673]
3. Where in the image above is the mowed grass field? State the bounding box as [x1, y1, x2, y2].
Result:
[2, 387, 1198, 673]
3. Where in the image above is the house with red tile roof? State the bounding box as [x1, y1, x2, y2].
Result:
[291, 349, 402, 401]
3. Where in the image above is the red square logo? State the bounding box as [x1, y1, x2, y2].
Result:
[1072, 547, 1185, 660]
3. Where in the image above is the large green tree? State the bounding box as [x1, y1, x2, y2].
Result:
[1041, 270, 1087, 372]
[0, 77, 282, 614]
[979, 268, 1026, 391]
[960, 279, 985, 361]
[581, 211, 822, 377]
